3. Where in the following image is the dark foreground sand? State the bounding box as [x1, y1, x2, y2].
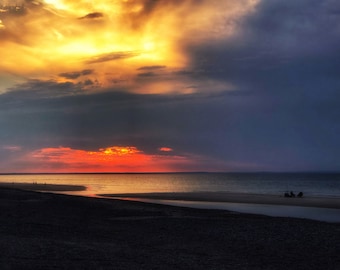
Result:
[1, 187, 339, 270]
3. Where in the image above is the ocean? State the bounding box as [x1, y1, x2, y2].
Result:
[1, 173, 340, 222]
[0, 172, 339, 198]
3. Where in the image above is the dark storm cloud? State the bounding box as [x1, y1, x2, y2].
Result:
[137, 65, 166, 71]
[86, 51, 139, 64]
[136, 0, 158, 16]
[59, 69, 93, 80]
[83, 79, 94, 86]
[78, 12, 104, 20]
[137, 72, 156, 77]
[5, 80, 82, 101]
[173, 70, 196, 76]
[184, 0, 340, 100]
[178, 0, 340, 171]
[136, 0, 204, 14]
[186, 0, 340, 83]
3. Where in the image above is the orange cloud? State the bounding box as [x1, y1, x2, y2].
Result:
[159, 147, 173, 152]
[0, 144, 243, 173]
[25, 146, 196, 172]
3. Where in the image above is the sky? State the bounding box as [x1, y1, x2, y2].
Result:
[0, 0, 340, 173]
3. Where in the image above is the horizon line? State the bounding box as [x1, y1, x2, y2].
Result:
[1, 171, 340, 175]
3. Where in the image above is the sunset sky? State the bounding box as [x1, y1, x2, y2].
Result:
[1, 0, 340, 172]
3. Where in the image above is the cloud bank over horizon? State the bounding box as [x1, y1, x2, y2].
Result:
[1, 0, 340, 172]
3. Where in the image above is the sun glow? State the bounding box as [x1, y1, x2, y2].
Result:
[143, 41, 155, 51]
[100, 146, 140, 156]
[43, 0, 68, 11]
[19, 145, 202, 173]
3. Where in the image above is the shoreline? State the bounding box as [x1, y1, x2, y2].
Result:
[0, 182, 86, 191]
[2, 182, 340, 222]
[100, 192, 340, 223]
[100, 191, 340, 209]
[2, 181, 339, 211]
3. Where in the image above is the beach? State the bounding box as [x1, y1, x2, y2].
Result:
[101, 191, 340, 209]
[1, 185, 339, 269]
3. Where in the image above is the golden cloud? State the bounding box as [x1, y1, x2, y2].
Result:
[0, 0, 259, 93]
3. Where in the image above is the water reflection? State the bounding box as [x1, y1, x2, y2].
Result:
[113, 197, 340, 223]
[1, 173, 340, 197]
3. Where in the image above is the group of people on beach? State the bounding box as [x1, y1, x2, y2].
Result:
[284, 191, 303, 198]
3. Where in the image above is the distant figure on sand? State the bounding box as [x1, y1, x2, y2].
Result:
[284, 191, 301, 198]
[297, 192, 303, 198]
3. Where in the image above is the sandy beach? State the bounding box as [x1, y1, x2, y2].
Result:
[101, 191, 340, 209]
[1, 186, 339, 269]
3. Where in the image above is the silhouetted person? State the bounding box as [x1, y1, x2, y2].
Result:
[284, 192, 291, 198]
[297, 192, 303, 198]
[290, 191, 295, 197]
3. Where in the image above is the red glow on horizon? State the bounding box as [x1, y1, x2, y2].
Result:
[25, 145, 196, 173]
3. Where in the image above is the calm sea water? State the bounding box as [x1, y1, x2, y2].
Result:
[1, 173, 340, 222]
[0, 173, 339, 198]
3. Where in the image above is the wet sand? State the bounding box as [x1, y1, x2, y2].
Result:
[1, 187, 339, 269]
[100, 191, 340, 209]
[0, 182, 86, 192]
